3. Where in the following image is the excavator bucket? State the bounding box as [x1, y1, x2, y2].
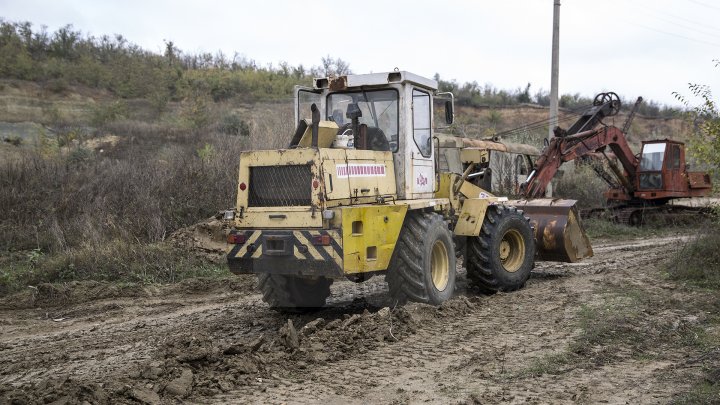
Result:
[509, 199, 593, 263]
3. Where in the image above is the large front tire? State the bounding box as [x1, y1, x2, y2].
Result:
[258, 274, 332, 311]
[386, 212, 456, 305]
[467, 205, 534, 293]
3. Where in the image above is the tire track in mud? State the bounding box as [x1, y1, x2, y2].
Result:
[213, 235, 697, 404]
[0, 236, 706, 404]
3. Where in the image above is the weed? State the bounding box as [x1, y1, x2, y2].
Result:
[666, 229, 720, 289]
[672, 375, 720, 404]
[66, 146, 92, 165]
[3, 136, 22, 146]
[0, 241, 227, 294]
[518, 352, 574, 377]
[583, 218, 655, 240]
[26, 248, 43, 265]
[197, 143, 215, 162]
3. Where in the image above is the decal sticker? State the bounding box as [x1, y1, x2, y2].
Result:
[336, 164, 386, 178]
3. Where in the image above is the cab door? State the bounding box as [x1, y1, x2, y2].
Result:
[665, 143, 684, 192]
[410, 88, 434, 198]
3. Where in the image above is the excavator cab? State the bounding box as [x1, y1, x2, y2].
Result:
[635, 140, 711, 199]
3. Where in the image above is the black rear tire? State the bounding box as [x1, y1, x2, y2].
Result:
[258, 274, 332, 311]
[467, 205, 534, 293]
[386, 212, 456, 305]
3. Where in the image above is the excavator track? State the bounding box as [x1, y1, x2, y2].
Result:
[582, 205, 714, 226]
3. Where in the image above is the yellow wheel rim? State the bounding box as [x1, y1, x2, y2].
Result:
[431, 240, 450, 291]
[499, 229, 525, 273]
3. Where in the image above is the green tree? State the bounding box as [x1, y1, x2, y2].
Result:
[674, 61, 720, 178]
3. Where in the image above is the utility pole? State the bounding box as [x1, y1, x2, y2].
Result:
[547, 0, 560, 197]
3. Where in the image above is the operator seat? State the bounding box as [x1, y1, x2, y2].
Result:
[365, 127, 391, 152]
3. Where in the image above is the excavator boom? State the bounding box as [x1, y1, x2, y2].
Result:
[523, 126, 639, 198]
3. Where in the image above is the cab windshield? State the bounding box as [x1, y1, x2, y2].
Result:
[639, 143, 666, 171]
[326, 89, 399, 152]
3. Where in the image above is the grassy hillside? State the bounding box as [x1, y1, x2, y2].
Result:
[0, 20, 702, 293]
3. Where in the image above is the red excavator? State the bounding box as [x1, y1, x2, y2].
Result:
[521, 92, 713, 225]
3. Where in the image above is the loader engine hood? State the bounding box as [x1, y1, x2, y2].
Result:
[234, 147, 397, 229]
[235, 148, 324, 229]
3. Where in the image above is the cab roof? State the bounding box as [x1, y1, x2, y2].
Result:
[314, 71, 438, 92]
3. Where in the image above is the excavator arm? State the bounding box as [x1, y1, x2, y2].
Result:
[523, 126, 639, 198]
[522, 93, 641, 199]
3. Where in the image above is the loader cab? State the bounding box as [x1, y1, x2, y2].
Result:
[294, 71, 454, 200]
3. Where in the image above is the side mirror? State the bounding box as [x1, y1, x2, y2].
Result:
[445, 100, 454, 125]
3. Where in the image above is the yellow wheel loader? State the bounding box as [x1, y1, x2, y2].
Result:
[223, 71, 592, 310]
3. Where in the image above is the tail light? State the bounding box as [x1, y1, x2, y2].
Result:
[311, 234, 331, 246]
[227, 233, 247, 244]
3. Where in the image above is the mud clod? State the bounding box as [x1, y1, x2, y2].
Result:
[280, 319, 300, 350]
[164, 368, 194, 398]
[130, 386, 161, 404]
[301, 318, 325, 335]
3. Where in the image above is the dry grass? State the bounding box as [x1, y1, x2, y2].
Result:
[666, 226, 720, 289]
[0, 100, 296, 294]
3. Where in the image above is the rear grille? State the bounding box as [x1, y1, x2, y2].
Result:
[248, 165, 312, 207]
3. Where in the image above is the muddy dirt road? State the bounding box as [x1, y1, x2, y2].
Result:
[1, 235, 718, 404]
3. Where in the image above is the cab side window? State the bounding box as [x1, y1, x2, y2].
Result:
[412, 89, 432, 157]
[669, 145, 681, 169]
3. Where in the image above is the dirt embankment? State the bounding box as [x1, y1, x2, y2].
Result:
[1, 235, 718, 404]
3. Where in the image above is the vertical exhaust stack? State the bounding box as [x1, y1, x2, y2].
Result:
[511, 199, 593, 263]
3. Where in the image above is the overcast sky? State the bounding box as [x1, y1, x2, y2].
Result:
[2, 0, 719, 106]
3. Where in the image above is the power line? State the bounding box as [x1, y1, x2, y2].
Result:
[634, 0, 720, 35]
[637, 9, 720, 40]
[626, 20, 720, 48]
[688, 0, 720, 12]
[494, 105, 590, 138]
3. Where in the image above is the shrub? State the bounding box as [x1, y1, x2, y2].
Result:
[183, 94, 210, 130]
[553, 164, 609, 209]
[0, 126, 243, 254]
[219, 113, 250, 136]
[90, 100, 128, 127]
[66, 146, 92, 165]
[3, 136, 22, 146]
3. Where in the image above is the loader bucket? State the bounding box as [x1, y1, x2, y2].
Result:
[509, 199, 593, 263]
